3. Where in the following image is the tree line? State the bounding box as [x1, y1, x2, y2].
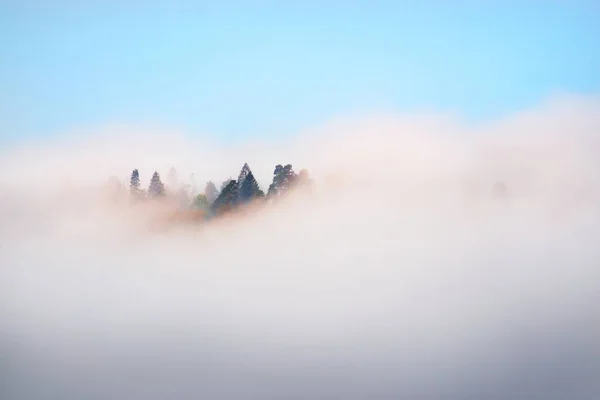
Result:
[127, 162, 313, 217]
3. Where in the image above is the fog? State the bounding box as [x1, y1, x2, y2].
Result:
[1, 95, 600, 399]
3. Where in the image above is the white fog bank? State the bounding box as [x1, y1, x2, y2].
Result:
[1, 95, 600, 399]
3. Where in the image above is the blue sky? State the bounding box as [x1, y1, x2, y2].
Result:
[1, 2, 599, 143]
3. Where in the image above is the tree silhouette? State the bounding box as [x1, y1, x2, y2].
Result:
[267, 164, 296, 197]
[124, 161, 312, 215]
[212, 180, 237, 213]
[239, 171, 264, 203]
[236, 163, 251, 192]
[130, 169, 141, 198]
[148, 171, 166, 197]
[234, 163, 264, 203]
[221, 178, 233, 192]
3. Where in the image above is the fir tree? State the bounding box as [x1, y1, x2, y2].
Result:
[130, 169, 141, 197]
[239, 171, 264, 203]
[221, 178, 233, 192]
[235, 163, 264, 203]
[212, 180, 238, 213]
[148, 171, 166, 197]
[267, 164, 296, 197]
[236, 163, 251, 192]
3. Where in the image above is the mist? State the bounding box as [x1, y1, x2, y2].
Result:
[1, 95, 600, 399]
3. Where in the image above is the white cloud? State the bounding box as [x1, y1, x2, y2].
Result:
[1, 94, 600, 399]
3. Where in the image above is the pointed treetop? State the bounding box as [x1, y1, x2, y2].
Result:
[221, 178, 233, 191]
[130, 169, 141, 196]
[239, 171, 264, 203]
[212, 179, 238, 213]
[148, 171, 166, 197]
[236, 163, 252, 189]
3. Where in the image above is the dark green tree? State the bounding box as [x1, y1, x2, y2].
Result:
[233, 163, 263, 203]
[239, 171, 264, 203]
[221, 178, 233, 192]
[236, 163, 251, 191]
[148, 171, 166, 197]
[130, 169, 141, 197]
[267, 164, 297, 197]
[212, 179, 238, 213]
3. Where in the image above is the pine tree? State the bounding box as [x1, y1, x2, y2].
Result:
[234, 163, 264, 203]
[205, 181, 219, 204]
[212, 179, 237, 213]
[221, 178, 233, 192]
[236, 163, 251, 191]
[130, 169, 141, 197]
[267, 164, 296, 197]
[239, 171, 264, 203]
[148, 171, 166, 198]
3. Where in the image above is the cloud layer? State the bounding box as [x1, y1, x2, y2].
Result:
[1, 94, 600, 399]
